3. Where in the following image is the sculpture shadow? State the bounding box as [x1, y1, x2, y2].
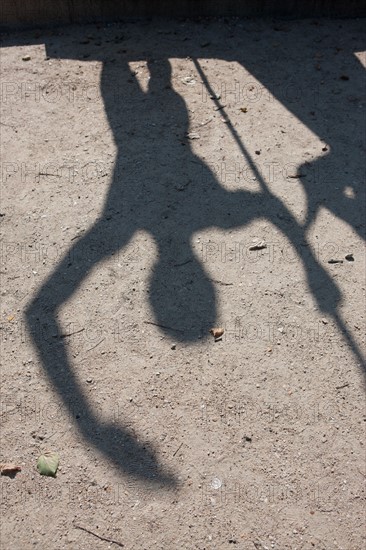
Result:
[3, 18, 364, 486]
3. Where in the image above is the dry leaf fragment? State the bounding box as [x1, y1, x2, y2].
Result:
[210, 327, 224, 339]
[0, 463, 22, 476]
[240, 107, 248, 113]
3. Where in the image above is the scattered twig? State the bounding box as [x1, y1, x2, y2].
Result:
[59, 328, 85, 339]
[173, 442, 183, 457]
[71, 231, 86, 241]
[210, 278, 233, 286]
[328, 259, 343, 264]
[200, 118, 213, 127]
[85, 338, 105, 353]
[174, 259, 193, 267]
[144, 321, 184, 333]
[191, 118, 212, 130]
[336, 382, 349, 390]
[249, 242, 267, 251]
[74, 524, 124, 547]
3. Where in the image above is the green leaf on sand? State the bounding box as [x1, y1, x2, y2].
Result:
[37, 451, 59, 477]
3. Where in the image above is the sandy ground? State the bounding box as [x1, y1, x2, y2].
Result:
[0, 16, 365, 550]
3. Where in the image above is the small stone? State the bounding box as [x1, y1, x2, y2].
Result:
[86, 377, 93, 383]
[22, 55, 31, 61]
[249, 241, 267, 251]
[211, 477, 222, 489]
[186, 132, 200, 140]
[171, 344, 176, 350]
[209, 327, 224, 340]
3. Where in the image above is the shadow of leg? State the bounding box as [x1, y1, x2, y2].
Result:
[25, 221, 177, 486]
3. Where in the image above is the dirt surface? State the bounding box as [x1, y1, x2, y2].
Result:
[0, 17, 365, 550]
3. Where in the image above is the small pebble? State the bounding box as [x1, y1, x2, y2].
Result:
[211, 477, 222, 489]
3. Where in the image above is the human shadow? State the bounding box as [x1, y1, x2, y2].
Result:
[14, 19, 365, 485]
